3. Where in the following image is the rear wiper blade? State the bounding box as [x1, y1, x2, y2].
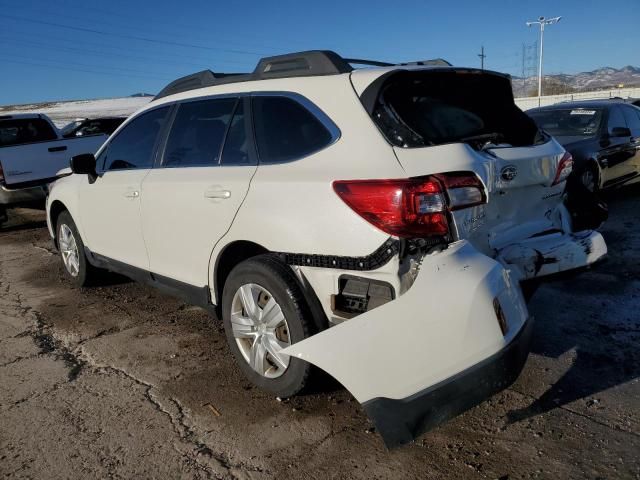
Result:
[458, 132, 505, 143]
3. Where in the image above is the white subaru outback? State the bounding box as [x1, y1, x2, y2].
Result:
[46, 51, 607, 448]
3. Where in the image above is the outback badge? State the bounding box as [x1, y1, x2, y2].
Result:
[500, 165, 518, 181]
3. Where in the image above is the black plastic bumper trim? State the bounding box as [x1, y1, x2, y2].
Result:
[362, 317, 534, 449]
[275, 239, 399, 271]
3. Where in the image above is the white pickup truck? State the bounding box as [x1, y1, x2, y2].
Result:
[0, 113, 109, 225]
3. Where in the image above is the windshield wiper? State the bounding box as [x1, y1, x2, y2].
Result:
[457, 132, 505, 144]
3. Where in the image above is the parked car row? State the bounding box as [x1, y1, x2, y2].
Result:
[528, 99, 640, 192]
[0, 113, 125, 225]
[40, 51, 612, 448]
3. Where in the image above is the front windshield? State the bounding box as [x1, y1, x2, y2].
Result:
[528, 108, 603, 138]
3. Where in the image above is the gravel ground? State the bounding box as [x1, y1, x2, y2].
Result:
[1, 186, 639, 479]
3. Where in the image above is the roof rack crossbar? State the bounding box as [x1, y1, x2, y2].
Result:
[153, 51, 453, 101]
[344, 58, 394, 67]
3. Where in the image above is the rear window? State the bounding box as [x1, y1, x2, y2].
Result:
[528, 108, 604, 138]
[252, 96, 333, 163]
[0, 118, 57, 147]
[368, 70, 542, 149]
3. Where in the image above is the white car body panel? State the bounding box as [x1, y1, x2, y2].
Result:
[78, 169, 151, 270]
[141, 165, 257, 287]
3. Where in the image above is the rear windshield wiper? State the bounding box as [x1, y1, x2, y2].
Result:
[457, 132, 505, 144]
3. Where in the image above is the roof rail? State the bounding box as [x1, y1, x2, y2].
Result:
[397, 58, 452, 66]
[344, 58, 394, 67]
[153, 50, 452, 100]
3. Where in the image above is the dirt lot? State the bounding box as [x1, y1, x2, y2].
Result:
[1, 187, 639, 480]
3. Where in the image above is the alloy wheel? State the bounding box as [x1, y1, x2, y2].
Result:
[59, 224, 80, 277]
[230, 283, 291, 378]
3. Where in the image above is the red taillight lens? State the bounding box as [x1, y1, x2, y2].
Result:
[552, 152, 573, 186]
[333, 177, 449, 238]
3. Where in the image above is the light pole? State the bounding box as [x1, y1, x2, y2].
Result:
[526, 16, 561, 103]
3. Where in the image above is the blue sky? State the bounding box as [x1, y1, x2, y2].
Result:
[1, 0, 638, 105]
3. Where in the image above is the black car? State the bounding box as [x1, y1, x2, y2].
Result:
[61, 116, 126, 139]
[528, 100, 640, 191]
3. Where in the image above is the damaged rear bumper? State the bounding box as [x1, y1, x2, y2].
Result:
[497, 230, 607, 281]
[282, 240, 530, 448]
[363, 316, 533, 448]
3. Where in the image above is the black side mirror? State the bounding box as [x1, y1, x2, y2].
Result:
[610, 126, 631, 138]
[70, 153, 98, 183]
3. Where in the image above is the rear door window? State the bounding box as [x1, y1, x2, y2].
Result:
[621, 106, 640, 136]
[252, 96, 333, 163]
[103, 106, 170, 171]
[607, 107, 627, 135]
[0, 118, 57, 147]
[163, 98, 237, 167]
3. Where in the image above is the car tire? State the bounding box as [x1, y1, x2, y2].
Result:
[56, 211, 97, 287]
[222, 254, 315, 398]
[0, 206, 7, 227]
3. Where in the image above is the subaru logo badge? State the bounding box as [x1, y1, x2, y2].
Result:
[501, 165, 517, 181]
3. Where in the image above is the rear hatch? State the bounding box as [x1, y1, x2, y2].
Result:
[352, 67, 571, 256]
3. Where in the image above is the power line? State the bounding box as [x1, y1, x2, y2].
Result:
[0, 57, 172, 81]
[0, 0, 291, 52]
[0, 52, 176, 78]
[0, 13, 270, 56]
[0, 36, 248, 70]
[0, 28, 255, 67]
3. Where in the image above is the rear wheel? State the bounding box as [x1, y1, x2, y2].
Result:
[56, 211, 97, 287]
[222, 255, 314, 397]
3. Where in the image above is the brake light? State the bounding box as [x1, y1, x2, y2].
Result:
[552, 152, 573, 186]
[333, 172, 486, 238]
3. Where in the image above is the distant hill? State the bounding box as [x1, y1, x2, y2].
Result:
[0, 96, 152, 128]
[130, 93, 155, 98]
[512, 65, 640, 97]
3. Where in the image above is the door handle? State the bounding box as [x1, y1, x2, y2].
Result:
[48, 146, 68, 152]
[124, 190, 140, 198]
[204, 189, 231, 199]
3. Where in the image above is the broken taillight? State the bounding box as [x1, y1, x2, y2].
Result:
[552, 152, 573, 186]
[333, 172, 486, 238]
[436, 172, 487, 211]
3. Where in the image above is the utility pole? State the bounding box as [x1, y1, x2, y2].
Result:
[478, 46, 486, 70]
[522, 43, 526, 93]
[526, 16, 561, 104]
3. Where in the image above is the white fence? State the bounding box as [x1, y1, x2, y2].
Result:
[515, 87, 640, 111]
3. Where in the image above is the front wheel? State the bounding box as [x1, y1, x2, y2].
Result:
[221, 255, 315, 398]
[56, 211, 97, 287]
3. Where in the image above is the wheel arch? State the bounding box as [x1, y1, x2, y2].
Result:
[585, 157, 603, 189]
[48, 199, 69, 247]
[213, 240, 269, 311]
[211, 240, 329, 332]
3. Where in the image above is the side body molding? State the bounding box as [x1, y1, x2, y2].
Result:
[281, 241, 531, 447]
